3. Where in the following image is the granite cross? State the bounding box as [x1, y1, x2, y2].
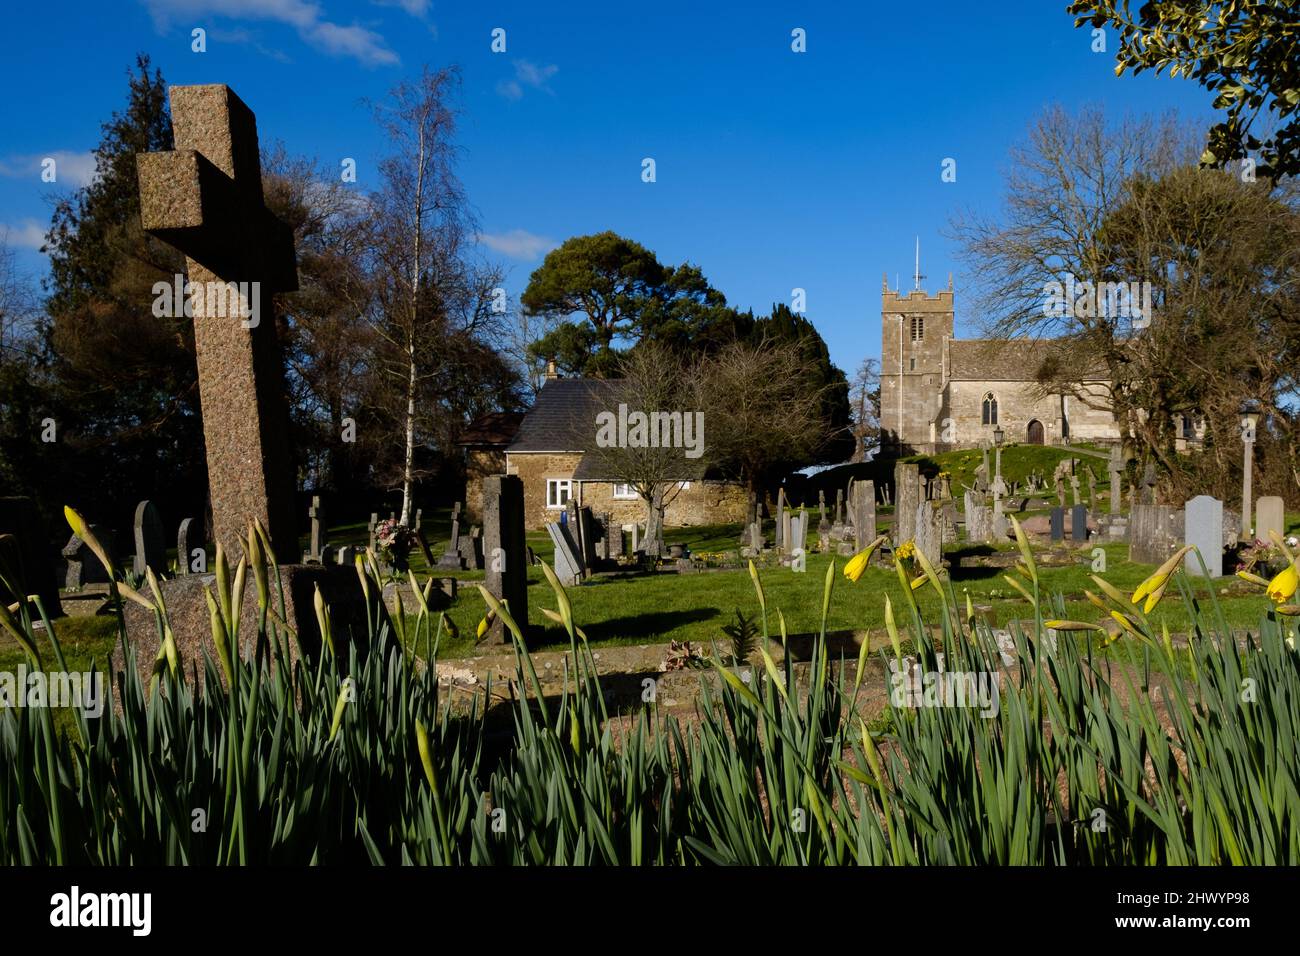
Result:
[136, 84, 298, 558]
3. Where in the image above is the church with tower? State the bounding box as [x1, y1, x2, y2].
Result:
[878, 275, 1121, 455]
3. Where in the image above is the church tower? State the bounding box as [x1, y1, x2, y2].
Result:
[879, 273, 954, 454]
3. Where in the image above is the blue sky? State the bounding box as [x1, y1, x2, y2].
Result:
[0, 0, 1215, 373]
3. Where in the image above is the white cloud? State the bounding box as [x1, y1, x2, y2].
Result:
[1, 221, 49, 252]
[372, 0, 429, 15]
[478, 229, 556, 261]
[0, 151, 98, 188]
[140, 0, 399, 67]
[496, 59, 558, 100]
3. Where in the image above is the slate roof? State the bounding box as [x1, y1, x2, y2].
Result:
[947, 339, 1108, 382]
[458, 411, 524, 447]
[507, 379, 621, 453]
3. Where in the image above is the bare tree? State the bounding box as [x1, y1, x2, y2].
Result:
[582, 343, 702, 557]
[848, 357, 880, 462]
[698, 338, 832, 527]
[364, 67, 506, 522]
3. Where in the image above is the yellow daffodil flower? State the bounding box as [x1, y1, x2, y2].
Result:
[1267, 563, 1299, 604]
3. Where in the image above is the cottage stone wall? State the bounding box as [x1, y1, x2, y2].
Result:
[579, 480, 749, 530]
[463, 448, 505, 522]
[505, 452, 584, 530]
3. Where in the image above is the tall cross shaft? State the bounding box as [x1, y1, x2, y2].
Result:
[137, 84, 298, 559]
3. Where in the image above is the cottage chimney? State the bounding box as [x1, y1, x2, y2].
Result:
[545, 360, 558, 380]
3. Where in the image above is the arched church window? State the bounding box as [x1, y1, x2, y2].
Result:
[982, 393, 998, 426]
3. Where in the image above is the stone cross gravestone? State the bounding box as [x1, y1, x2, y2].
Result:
[136, 84, 298, 558]
[133, 500, 166, 577]
[1256, 496, 1285, 543]
[775, 488, 786, 551]
[439, 502, 467, 570]
[1108, 446, 1124, 514]
[1184, 496, 1224, 578]
[303, 496, 326, 564]
[482, 476, 528, 643]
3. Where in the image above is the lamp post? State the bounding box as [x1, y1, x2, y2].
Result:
[1240, 401, 1260, 540]
[992, 426, 1005, 486]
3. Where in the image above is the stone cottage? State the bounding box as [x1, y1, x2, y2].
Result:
[501, 376, 747, 531]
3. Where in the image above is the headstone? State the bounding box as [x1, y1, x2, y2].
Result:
[546, 522, 584, 587]
[894, 462, 920, 543]
[835, 488, 844, 527]
[1049, 507, 1065, 542]
[1129, 504, 1182, 565]
[1184, 496, 1224, 577]
[607, 513, 625, 559]
[914, 502, 941, 567]
[1054, 475, 1066, 508]
[137, 84, 298, 557]
[177, 517, 197, 574]
[336, 545, 358, 566]
[742, 521, 763, 557]
[852, 479, 876, 549]
[1069, 475, 1081, 506]
[368, 514, 379, 552]
[963, 491, 992, 544]
[1071, 503, 1088, 543]
[577, 507, 599, 572]
[975, 448, 990, 493]
[775, 488, 786, 551]
[458, 526, 484, 570]
[61, 533, 87, 589]
[1256, 496, 1284, 543]
[482, 476, 528, 642]
[818, 490, 827, 525]
[413, 508, 422, 532]
[132, 500, 166, 577]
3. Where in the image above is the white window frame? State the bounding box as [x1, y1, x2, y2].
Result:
[612, 482, 638, 500]
[546, 479, 572, 509]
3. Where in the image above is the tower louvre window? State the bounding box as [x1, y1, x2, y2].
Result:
[910, 316, 924, 341]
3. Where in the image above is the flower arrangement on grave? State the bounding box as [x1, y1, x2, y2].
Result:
[374, 518, 416, 570]
[1235, 538, 1290, 581]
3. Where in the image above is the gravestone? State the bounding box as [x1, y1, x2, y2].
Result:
[368, 513, 379, 552]
[894, 462, 920, 543]
[546, 522, 585, 587]
[413, 508, 422, 532]
[1184, 496, 1224, 578]
[336, 545, 358, 566]
[137, 84, 298, 557]
[914, 502, 942, 567]
[1256, 496, 1284, 543]
[1071, 504, 1088, 543]
[1054, 475, 1066, 508]
[302, 496, 326, 564]
[775, 488, 786, 552]
[577, 507, 599, 572]
[62, 527, 114, 589]
[132, 500, 166, 577]
[177, 517, 198, 574]
[606, 512, 625, 559]
[438, 503, 467, 570]
[742, 521, 763, 558]
[1069, 475, 1081, 506]
[482, 476, 528, 642]
[1129, 504, 1182, 565]
[1108, 447, 1125, 514]
[852, 480, 877, 549]
[1049, 507, 1065, 542]
[963, 491, 992, 544]
[835, 488, 845, 528]
[458, 526, 484, 571]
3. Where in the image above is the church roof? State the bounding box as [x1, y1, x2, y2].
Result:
[948, 339, 1107, 382]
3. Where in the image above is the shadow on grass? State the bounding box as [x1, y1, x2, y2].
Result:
[530, 607, 723, 647]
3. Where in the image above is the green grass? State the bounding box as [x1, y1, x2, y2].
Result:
[905, 442, 1110, 493]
